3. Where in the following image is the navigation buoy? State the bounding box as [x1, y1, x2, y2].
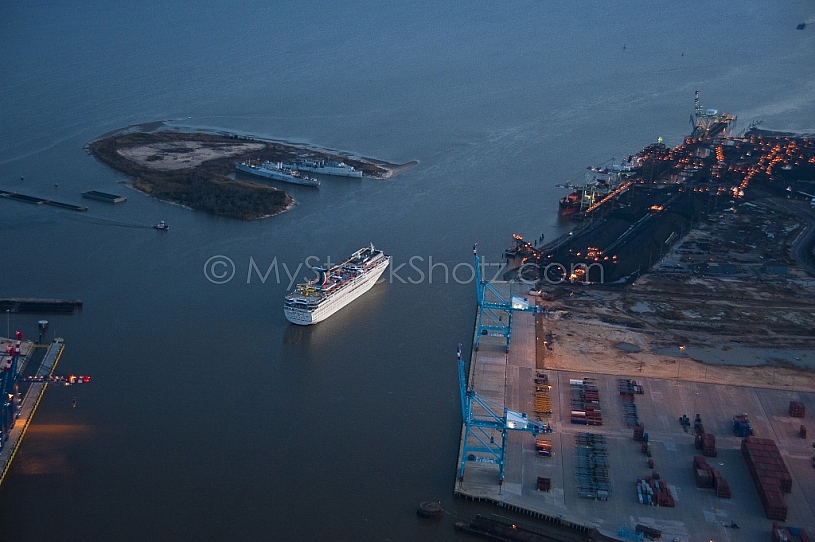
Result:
[417, 501, 443, 519]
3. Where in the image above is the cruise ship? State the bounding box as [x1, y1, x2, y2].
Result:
[282, 159, 363, 178]
[235, 160, 320, 187]
[284, 244, 390, 325]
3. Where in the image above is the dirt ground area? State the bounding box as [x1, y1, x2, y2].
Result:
[538, 272, 815, 391]
[536, 193, 815, 392]
[117, 141, 266, 170]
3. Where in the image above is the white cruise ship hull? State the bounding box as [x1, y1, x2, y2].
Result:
[284, 257, 389, 325]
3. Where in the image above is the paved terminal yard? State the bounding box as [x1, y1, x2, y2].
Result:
[455, 309, 815, 541]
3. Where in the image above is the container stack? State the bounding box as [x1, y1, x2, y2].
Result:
[636, 476, 674, 507]
[693, 455, 714, 489]
[772, 522, 811, 542]
[712, 471, 731, 498]
[741, 436, 791, 521]
[694, 432, 717, 457]
[733, 414, 754, 437]
[789, 401, 806, 418]
[640, 431, 652, 457]
[633, 423, 645, 441]
[692, 456, 730, 498]
[574, 432, 612, 500]
[583, 382, 602, 426]
[618, 378, 641, 428]
[536, 477, 551, 492]
[569, 378, 603, 426]
[693, 413, 705, 435]
[617, 378, 644, 394]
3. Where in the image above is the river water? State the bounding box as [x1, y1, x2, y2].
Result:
[1, 1, 814, 540]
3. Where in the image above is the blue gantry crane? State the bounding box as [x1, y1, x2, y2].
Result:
[457, 343, 550, 485]
[1, 332, 23, 450]
[473, 244, 543, 352]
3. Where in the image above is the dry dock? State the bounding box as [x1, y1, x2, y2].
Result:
[0, 338, 65, 486]
[455, 304, 815, 541]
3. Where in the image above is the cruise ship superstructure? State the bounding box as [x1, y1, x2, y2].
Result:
[284, 244, 390, 325]
[235, 160, 320, 187]
[282, 159, 363, 178]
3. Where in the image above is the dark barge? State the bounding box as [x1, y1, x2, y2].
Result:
[454, 514, 613, 542]
[0, 298, 83, 314]
[0, 189, 87, 212]
[81, 190, 127, 203]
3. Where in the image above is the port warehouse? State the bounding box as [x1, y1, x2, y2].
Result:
[453, 307, 814, 541]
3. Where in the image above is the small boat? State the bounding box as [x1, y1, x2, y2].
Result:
[154, 221, 169, 231]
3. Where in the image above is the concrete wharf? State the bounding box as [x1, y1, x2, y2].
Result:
[454, 302, 815, 541]
[0, 339, 65, 486]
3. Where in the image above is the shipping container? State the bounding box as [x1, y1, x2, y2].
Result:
[789, 401, 806, 418]
[772, 522, 811, 542]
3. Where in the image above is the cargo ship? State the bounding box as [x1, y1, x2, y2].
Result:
[558, 152, 647, 216]
[235, 160, 320, 187]
[558, 164, 625, 216]
[281, 159, 363, 178]
[284, 244, 390, 325]
[558, 189, 585, 216]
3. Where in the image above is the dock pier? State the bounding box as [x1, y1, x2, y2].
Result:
[453, 287, 815, 540]
[0, 338, 65, 486]
[454, 307, 602, 535]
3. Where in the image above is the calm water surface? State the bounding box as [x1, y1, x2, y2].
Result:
[1, 1, 814, 540]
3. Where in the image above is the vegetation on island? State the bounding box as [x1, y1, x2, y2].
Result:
[88, 131, 293, 219]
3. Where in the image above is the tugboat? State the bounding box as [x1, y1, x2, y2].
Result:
[154, 220, 169, 231]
